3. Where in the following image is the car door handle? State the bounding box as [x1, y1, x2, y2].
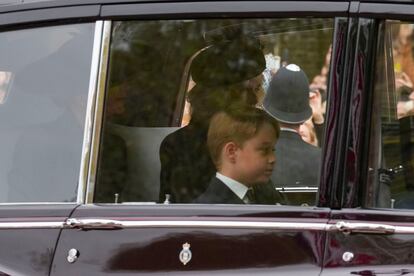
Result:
[64, 218, 123, 230]
[333, 221, 395, 235]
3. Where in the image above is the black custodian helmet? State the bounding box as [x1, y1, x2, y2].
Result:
[263, 64, 312, 124]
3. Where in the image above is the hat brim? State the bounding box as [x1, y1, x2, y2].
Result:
[191, 42, 265, 87]
[262, 101, 312, 124]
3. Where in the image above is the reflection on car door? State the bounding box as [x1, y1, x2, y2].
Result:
[51, 205, 329, 275]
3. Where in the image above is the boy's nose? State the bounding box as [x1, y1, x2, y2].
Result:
[269, 152, 276, 164]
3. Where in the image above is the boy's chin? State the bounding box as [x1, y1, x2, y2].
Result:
[250, 179, 270, 186]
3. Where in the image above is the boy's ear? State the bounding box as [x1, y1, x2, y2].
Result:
[223, 141, 238, 163]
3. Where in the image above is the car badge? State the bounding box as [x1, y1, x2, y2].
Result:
[179, 242, 192, 265]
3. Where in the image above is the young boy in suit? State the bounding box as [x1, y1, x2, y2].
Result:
[194, 106, 280, 204]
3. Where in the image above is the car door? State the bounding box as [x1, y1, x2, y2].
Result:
[321, 1, 414, 275]
[0, 4, 99, 276]
[50, 1, 351, 275]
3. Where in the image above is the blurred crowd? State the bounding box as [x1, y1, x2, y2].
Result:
[394, 24, 414, 119]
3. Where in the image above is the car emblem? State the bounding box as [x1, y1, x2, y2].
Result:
[179, 242, 192, 265]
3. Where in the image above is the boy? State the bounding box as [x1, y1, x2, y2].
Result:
[194, 106, 280, 204]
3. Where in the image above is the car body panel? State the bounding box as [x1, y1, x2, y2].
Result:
[322, 209, 414, 275]
[1, 0, 414, 274]
[50, 205, 329, 275]
[322, 4, 414, 274]
[0, 205, 77, 275]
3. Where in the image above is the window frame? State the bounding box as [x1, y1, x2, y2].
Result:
[363, 18, 414, 210]
[0, 8, 101, 205]
[344, 2, 414, 210]
[86, 1, 350, 208]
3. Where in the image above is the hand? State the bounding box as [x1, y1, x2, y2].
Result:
[395, 72, 413, 90]
[397, 100, 414, 119]
[309, 90, 324, 124]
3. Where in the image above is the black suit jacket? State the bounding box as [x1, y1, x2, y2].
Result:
[159, 122, 216, 203]
[272, 130, 321, 187]
[194, 177, 280, 204]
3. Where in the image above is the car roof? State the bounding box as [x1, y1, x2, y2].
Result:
[0, 0, 413, 15]
[1, 0, 413, 7]
[1, 0, 351, 10]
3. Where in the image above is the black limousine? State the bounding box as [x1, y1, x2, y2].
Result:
[0, 0, 414, 275]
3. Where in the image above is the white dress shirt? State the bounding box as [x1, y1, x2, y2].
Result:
[216, 172, 251, 203]
[280, 127, 299, 134]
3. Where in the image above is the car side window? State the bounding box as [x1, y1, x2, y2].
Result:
[95, 18, 333, 205]
[367, 21, 414, 209]
[0, 23, 95, 203]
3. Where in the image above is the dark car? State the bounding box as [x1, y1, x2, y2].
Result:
[0, 0, 414, 275]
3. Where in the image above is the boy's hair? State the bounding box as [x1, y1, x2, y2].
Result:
[208, 105, 280, 168]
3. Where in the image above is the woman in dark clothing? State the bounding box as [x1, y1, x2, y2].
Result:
[159, 39, 266, 203]
[159, 83, 261, 203]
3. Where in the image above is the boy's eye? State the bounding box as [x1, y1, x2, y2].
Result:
[259, 147, 273, 154]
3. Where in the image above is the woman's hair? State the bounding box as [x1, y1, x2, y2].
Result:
[187, 82, 259, 124]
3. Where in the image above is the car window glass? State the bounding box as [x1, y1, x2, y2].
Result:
[0, 23, 95, 203]
[95, 18, 333, 206]
[367, 21, 414, 209]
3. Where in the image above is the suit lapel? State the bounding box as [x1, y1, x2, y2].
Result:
[210, 177, 245, 204]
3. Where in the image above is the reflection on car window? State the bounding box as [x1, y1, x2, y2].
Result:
[95, 18, 333, 206]
[368, 21, 414, 209]
[0, 23, 95, 203]
[0, 71, 12, 105]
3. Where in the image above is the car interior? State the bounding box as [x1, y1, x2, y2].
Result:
[94, 19, 333, 206]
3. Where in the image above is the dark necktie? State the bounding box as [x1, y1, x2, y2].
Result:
[245, 188, 256, 204]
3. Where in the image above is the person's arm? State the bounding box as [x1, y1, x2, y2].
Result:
[159, 138, 174, 203]
[314, 121, 325, 146]
[309, 90, 325, 146]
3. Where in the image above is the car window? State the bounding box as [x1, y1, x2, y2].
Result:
[0, 23, 95, 203]
[94, 18, 333, 205]
[367, 20, 414, 209]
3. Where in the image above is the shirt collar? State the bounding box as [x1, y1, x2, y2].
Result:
[280, 127, 299, 134]
[216, 172, 249, 201]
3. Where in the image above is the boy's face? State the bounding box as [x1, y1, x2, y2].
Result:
[233, 122, 277, 186]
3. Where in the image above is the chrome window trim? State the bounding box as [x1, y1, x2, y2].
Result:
[0, 202, 77, 206]
[0, 221, 64, 229]
[95, 220, 328, 231]
[85, 20, 112, 204]
[394, 226, 414, 234]
[3, 218, 414, 234]
[77, 20, 105, 204]
[0, 219, 328, 231]
[275, 187, 318, 193]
